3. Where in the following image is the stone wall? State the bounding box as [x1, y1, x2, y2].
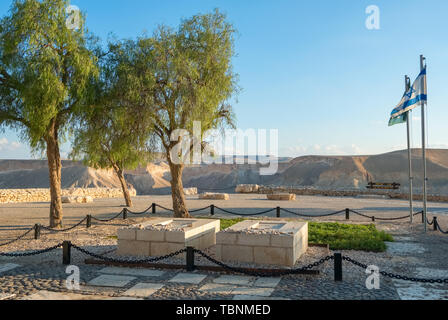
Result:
[257, 186, 448, 203]
[0, 188, 137, 204]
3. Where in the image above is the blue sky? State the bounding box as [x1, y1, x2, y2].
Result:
[1, 0, 447, 159]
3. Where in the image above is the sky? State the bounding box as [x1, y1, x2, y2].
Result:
[0, 0, 447, 159]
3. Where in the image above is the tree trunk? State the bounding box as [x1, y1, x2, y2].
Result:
[46, 125, 63, 228]
[168, 160, 190, 218]
[113, 165, 133, 207]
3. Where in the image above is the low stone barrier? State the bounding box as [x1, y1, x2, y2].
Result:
[184, 187, 198, 196]
[198, 193, 230, 200]
[235, 184, 259, 193]
[266, 193, 296, 201]
[0, 188, 136, 204]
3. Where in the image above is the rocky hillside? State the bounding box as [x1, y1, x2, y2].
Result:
[1, 149, 447, 195]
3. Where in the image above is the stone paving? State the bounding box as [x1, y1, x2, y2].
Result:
[1, 195, 448, 300]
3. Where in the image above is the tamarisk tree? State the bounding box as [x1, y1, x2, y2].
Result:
[71, 43, 154, 207]
[113, 10, 239, 217]
[0, 0, 98, 227]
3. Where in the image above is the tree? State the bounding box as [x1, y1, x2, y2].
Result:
[71, 43, 154, 207]
[0, 0, 98, 227]
[112, 10, 239, 217]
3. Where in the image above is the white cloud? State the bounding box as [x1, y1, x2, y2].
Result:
[0, 138, 22, 152]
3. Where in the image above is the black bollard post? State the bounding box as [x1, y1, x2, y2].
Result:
[186, 246, 195, 271]
[334, 253, 342, 282]
[86, 215, 92, 228]
[210, 205, 215, 216]
[152, 203, 156, 214]
[433, 217, 438, 231]
[276, 207, 281, 218]
[34, 224, 41, 240]
[372, 216, 376, 222]
[345, 208, 350, 220]
[123, 208, 128, 220]
[62, 241, 71, 265]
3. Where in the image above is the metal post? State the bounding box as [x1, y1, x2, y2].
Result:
[62, 241, 71, 265]
[186, 246, 195, 271]
[372, 216, 375, 222]
[123, 208, 128, 220]
[420, 55, 428, 232]
[34, 224, 41, 240]
[86, 215, 91, 228]
[405, 76, 414, 224]
[210, 204, 215, 216]
[433, 217, 438, 231]
[345, 208, 350, 220]
[276, 207, 281, 218]
[334, 253, 342, 282]
[152, 203, 156, 214]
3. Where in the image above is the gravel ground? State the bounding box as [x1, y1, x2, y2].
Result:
[1, 194, 448, 300]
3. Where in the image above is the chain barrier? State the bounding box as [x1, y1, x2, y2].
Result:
[71, 243, 186, 264]
[125, 206, 153, 215]
[436, 222, 448, 234]
[0, 242, 63, 257]
[214, 206, 276, 216]
[280, 208, 346, 217]
[188, 206, 212, 213]
[194, 249, 333, 277]
[0, 226, 35, 247]
[40, 217, 88, 233]
[155, 204, 175, 212]
[342, 256, 448, 284]
[90, 211, 124, 222]
[349, 209, 423, 221]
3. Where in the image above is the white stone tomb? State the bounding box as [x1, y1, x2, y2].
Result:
[215, 220, 308, 267]
[117, 217, 220, 257]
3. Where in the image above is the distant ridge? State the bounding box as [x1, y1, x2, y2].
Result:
[1, 149, 447, 195]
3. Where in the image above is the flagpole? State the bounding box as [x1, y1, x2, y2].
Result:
[405, 75, 413, 224]
[420, 54, 428, 232]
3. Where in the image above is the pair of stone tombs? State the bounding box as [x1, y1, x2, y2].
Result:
[117, 217, 308, 267]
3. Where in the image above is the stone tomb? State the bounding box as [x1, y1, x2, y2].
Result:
[266, 193, 296, 201]
[215, 220, 308, 267]
[117, 218, 220, 257]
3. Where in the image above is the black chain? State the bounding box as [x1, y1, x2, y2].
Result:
[342, 256, 448, 284]
[155, 204, 175, 212]
[214, 206, 276, 216]
[350, 209, 422, 221]
[281, 208, 346, 217]
[436, 223, 448, 234]
[0, 243, 63, 257]
[0, 226, 35, 247]
[71, 243, 186, 264]
[189, 206, 212, 213]
[194, 249, 333, 277]
[126, 206, 153, 215]
[90, 211, 124, 222]
[40, 217, 88, 233]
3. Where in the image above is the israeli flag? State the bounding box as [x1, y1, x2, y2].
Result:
[390, 68, 427, 119]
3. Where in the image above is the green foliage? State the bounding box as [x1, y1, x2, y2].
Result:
[308, 222, 394, 252]
[107, 9, 239, 159]
[213, 218, 394, 252]
[70, 43, 154, 171]
[0, 0, 98, 150]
